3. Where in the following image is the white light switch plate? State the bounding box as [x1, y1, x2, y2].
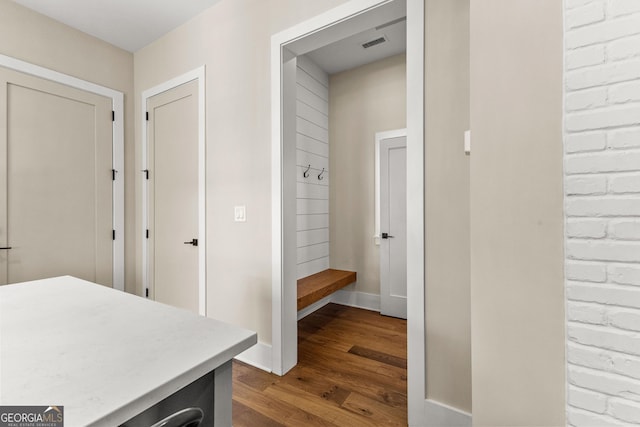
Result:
[234, 205, 246, 222]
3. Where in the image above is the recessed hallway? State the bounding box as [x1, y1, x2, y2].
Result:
[233, 303, 407, 426]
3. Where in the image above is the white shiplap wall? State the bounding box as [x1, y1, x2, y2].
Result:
[296, 55, 330, 279]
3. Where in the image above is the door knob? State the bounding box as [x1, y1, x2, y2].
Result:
[0, 247, 11, 250]
[381, 233, 394, 239]
[183, 239, 198, 246]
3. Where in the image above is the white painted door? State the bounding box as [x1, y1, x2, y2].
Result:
[0, 67, 113, 286]
[380, 136, 407, 319]
[147, 80, 200, 313]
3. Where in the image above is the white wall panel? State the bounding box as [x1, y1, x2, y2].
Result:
[296, 149, 329, 171]
[297, 257, 330, 280]
[296, 199, 329, 215]
[297, 55, 329, 87]
[297, 182, 329, 200]
[296, 117, 328, 143]
[297, 228, 329, 248]
[297, 242, 330, 264]
[297, 214, 329, 231]
[297, 100, 329, 129]
[297, 134, 329, 157]
[297, 85, 328, 115]
[297, 165, 330, 185]
[295, 55, 330, 280]
[297, 69, 329, 101]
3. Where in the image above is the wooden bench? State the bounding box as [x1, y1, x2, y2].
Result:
[297, 269, 357, 311]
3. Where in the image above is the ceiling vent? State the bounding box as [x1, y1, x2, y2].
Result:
[362, 36, 387, 49]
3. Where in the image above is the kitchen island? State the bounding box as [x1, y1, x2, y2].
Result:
[0, 276, 257, 426]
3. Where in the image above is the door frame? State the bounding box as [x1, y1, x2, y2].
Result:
[141, 67, 207, 316]
[271, 0, 425, 424]
[0, 54, 125, 291]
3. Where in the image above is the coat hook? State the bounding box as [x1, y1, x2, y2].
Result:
[303, 164, 311, 178]
[318, 168, 325, 180]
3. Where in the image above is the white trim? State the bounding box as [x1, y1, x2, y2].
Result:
[272, 0, 396, 56]
[562, 3, 569, 422]
[298, 291, 382, 321]
[406, 0, 426, 425]
[297, 291, 382, 321]
[271, 34, 283, 375]
[375, 128, 407, 245]
[297, 295, 333, 321]
[423, 399, 472, 427]
[141, 67, 207, 316]
[0, 54, 125, 291]
[235, 341, 272, 373]
[332, 290, 380, 312]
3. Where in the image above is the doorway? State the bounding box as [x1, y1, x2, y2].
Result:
[0, 55, 124, 290]
[142, 67, 206, 315]
[271, 0, 425, 424]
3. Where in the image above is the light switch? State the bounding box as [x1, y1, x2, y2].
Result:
[464, 130, 471, 155]
[234, 205, 246, 222]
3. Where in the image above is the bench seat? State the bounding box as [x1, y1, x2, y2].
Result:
[297, 269, 357, 311]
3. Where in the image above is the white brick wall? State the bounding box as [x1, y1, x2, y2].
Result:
[565, 1, 640, 425]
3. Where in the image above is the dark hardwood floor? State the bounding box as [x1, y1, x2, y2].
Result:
[232, 303, 407, 426]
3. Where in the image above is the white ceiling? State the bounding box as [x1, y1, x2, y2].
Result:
[11, 0, 224, 52]
[307, 17, 406, 75]
[10, 0, 405, 71]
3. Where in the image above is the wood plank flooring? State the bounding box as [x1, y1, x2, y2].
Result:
[233, 303, 407, 426]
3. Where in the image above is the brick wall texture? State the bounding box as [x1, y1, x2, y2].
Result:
[565, 0, 640, 425]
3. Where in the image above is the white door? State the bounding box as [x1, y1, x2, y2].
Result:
[379, 135, 407, 319]
[0, 67, 113, 286]
[147, 80, 200, 313]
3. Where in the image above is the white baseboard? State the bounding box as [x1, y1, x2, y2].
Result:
[234, 341, 272, 373]
[331, 289, 380, 312]
[296, 290, 382, 320]
[423, 399, 472, 427]
[297, 295, 333, 320]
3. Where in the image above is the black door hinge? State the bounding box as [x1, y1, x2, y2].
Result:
[112, 169, 116, 181]
[112, 111, 115, 122]
[146, 111, 149, 121]
[112, 230, 116, 240]
[146, 229, 149, 239]
[145, 288, 149, 298]
[142, 169, 149, 180]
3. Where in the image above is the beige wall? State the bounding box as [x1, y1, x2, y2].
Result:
[134, 0, 349, 344]
[424, 0, 471, 413]
[329, 54, 406, 295]
[0, 0, 136, 293]
[470, 0, 565, 425]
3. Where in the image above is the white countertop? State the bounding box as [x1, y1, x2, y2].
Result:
[0, 276, 257, 426]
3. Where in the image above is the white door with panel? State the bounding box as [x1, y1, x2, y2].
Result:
[147, 80, 200, 313]
[0, 67, 113, 286]
[379, 135, 407, 319]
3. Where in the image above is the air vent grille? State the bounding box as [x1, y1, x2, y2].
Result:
[362, 36, 387, 49]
